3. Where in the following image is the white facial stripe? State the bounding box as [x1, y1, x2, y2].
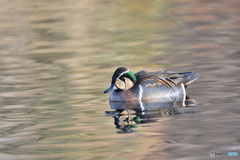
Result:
[116, 69, 129, 80]
[113, 85, 117, 90]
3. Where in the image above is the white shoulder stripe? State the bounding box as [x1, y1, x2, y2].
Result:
[139, 85, 143, 101]
[180, 83, 186, 106]
[139, 85, 144, 111]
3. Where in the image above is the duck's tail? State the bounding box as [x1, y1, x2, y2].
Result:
[183, 72, 200, 88]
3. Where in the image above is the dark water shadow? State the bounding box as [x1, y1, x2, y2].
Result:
[105, 97, 199, 133]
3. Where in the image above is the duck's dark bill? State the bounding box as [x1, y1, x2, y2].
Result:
[103, 85, 114, 93]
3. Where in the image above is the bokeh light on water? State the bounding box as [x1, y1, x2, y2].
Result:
[0, 0, 240, 159]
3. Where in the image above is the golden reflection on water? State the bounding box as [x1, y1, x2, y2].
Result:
[0, 0, 240, 159]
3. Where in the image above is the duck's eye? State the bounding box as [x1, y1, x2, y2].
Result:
[115, 78, 126, 90]
[119, 76, 125, 81]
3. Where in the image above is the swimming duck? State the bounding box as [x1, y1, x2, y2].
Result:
[103, 67, 200, 102]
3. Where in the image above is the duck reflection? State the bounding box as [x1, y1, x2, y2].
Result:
[105, 97, 198, 133]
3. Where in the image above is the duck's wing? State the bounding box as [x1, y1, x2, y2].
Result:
[162, 71, 200, 87]
[135, 70, 200, 88]
[135, 71, 179, 91]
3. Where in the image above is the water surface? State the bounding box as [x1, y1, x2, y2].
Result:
[0, 0, 240, 159]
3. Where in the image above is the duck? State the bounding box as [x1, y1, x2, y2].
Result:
[103, 67, 200, 102]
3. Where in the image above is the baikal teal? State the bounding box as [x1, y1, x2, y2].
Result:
[104, 67, 200, 102]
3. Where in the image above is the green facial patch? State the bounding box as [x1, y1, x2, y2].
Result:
[121, 71, 136, 83]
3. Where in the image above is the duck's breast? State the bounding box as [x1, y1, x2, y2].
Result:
[109, 89, 139, 101]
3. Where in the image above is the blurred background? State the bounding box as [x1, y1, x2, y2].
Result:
[0, 0, 240, 159]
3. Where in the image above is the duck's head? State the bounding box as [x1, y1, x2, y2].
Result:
[103, 67, 136, 93]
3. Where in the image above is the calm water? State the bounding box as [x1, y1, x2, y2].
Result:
[0, 0, 240, 159]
